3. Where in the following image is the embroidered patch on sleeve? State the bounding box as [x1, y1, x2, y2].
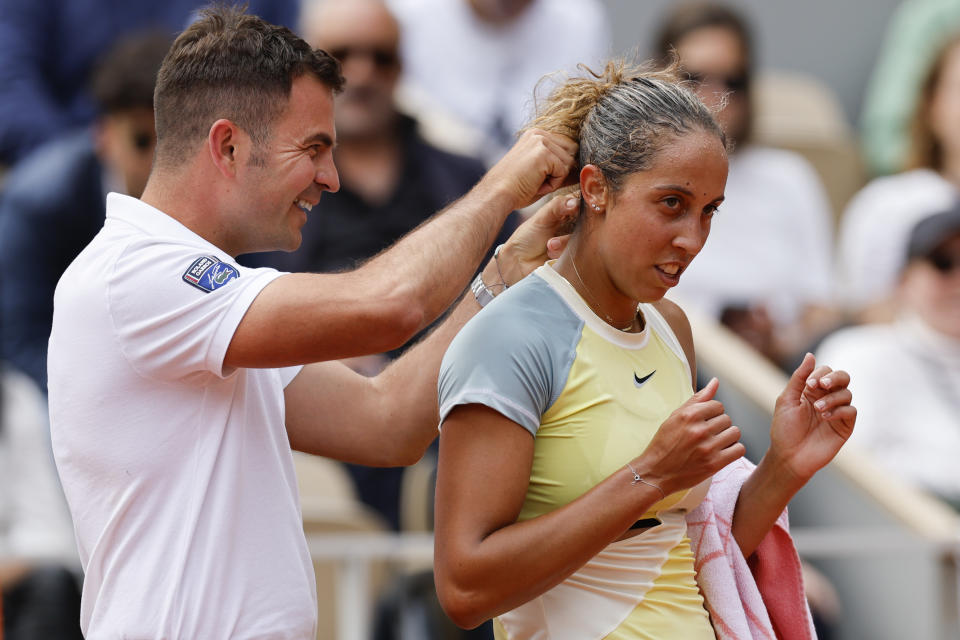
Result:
[182, 256, 240, 293]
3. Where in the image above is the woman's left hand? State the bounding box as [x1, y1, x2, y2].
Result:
[769, 352, 856, 485]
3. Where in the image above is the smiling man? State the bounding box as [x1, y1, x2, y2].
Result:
[46, 6, 576, 638]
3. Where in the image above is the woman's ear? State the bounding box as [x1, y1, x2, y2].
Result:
[579, 164, 607, 213]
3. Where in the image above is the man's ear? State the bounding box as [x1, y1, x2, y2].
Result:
[579, 164, 608, 213]
[208, 119, 243, 177]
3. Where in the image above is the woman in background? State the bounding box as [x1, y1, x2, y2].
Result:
[839, 32, 960, 319]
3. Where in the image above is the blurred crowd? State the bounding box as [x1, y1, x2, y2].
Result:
[0, 0, 958, 638]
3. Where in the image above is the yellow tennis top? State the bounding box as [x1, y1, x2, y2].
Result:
[439, 264, 715, 639]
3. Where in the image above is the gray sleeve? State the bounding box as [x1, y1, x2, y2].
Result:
[438, 280, 581, 437]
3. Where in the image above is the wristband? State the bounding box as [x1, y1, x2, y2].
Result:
[471, 273, 496, 308]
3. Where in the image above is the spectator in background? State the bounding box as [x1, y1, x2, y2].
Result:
[653, 2, 838, 370]
[838, 32, 960, 321]
[386, 0, 609, 163]
[0, 0, 297, 167]
[0, 31, 171, 391]
[817, 204, 960, 507]
[859, 0, 960, 177]
[257, 0, 518, 530]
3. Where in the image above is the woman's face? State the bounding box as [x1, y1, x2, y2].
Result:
[928, 42, 960, 159]
[588, 129, 728, 306]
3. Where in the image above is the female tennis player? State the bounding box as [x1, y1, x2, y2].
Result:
[434, 60, 855, 639]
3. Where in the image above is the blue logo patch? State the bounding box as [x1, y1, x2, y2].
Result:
[182, 256, 239, 293]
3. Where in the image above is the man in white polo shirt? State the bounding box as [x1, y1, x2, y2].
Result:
[46, 6, 576, 638]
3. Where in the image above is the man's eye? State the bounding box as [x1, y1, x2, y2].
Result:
[662, 196, 681, 209]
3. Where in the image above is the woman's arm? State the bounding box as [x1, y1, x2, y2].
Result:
[653, 300, 855, 558]
[224, 129, 577, 369]
[732, 354, 855, 556]
[434, 380, 744, 629]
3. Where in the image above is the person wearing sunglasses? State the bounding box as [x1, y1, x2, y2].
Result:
[652, 2, 838, 372]
[817, 203, 960, 508]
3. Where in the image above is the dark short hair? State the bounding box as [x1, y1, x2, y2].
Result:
[153, 4, 344, 167]
[90, 30, 172, 114]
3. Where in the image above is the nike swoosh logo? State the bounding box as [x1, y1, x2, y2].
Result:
[634, 370, 656, 388]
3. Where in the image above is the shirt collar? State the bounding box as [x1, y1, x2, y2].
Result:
[105, 192, 229, 256]
[537, 262, 651, 349]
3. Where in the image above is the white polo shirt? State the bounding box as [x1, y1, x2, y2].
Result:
[49, 193, 314, 639]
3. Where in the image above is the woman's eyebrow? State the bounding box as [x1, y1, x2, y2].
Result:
[653, 184, 725, 203]
[653, 184, 693, 195]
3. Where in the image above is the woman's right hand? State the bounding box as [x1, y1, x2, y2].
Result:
[633, 377, 744, 496]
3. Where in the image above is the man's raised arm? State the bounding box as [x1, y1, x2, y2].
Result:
[225, 129, 577, 369]
[283, 193, 580, 465]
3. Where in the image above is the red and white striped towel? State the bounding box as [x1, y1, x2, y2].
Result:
[687, 458, 817, 640]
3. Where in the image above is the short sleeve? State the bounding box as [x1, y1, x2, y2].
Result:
[108, 240, 286, 382]
[438, 276, 582, 437]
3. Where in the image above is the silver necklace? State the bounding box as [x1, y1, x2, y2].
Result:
[570, 256, 635, 331]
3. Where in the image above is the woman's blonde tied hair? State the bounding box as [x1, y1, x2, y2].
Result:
[525, 58, 725, 195]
